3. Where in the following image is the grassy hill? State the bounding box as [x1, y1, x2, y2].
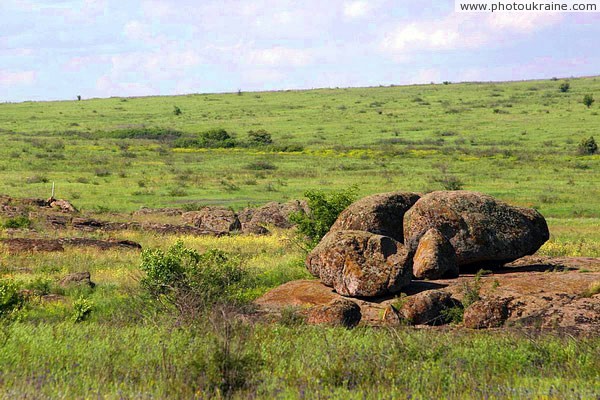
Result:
[0, 77, 598, 217]
[0, 77, 599, 398]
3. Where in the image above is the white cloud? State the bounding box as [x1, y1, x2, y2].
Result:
[0, 70, 36, 86]
[408, 68, 442, 84]
[343, 1, 371, 18]
[123, 20, 150, 41]
[109, 49, 201, 78]
[380, 12, 563, 59]
[248, 47, 314, 67]
[487, 12, 563, 33]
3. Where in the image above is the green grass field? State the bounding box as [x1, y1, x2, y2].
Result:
[0, 77, 599, 399]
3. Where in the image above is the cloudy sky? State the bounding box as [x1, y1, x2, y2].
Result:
[1, 0, 598, 102]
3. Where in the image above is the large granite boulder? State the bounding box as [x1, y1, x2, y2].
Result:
[306, 230, 413, 298]
[329, 192, 420, 243]
[404, 191, 549, 267]
[182, 207, 241, 234]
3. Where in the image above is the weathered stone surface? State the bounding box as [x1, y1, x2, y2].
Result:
[463, 298, 511, 329]
[307, 230, 413, 297]
[404, 191, 549, 267]
[400, 290, 456, 325]
[59, 271, 95, 288]
[1, 238, 64, 253]
[241, 223, 270, 235]
[133, 207, 183, 216]
[182, 207, 241, 234]
[330, 192, 420, 242]
[306, 298, 361, 328]
[254, 279, 406, 327]
[413, 228, 458, 279]
[245, 200, 309, 230]
[60, 238, 142, 250]
[48, 199, 78, 213]
[256, 257, 600, 332]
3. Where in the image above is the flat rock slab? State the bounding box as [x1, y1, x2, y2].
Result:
[1, 238, 142, 252]
[256, 256, 600, 333]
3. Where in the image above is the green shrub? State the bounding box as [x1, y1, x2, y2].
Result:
[0, 279, 25, 320]
[2, 216, 32, 229]
[25, 277, 53, 295]
[247, 129, 273, 146]
[290, 186, 358, 247]
[174, 129, 236, 149]
[462, 270, 487, 308]
[72, 296, 94, 323]
[245, 160, 277, 170]
[559, 82, 570, 93]
[583, 94, 595, 108]
[173, 106, 182, 116]
[109, 127, 183, 141]
[140, 242, 251, 316]
[578, 136, 598, 155]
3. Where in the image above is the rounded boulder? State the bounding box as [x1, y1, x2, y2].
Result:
[306, 230, 413, 298]
[330, 191, 420, 243]
[404, 191, 549, 267]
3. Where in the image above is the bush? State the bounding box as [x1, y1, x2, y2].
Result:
[290, 186, 358, 247]
[559, 82, 570, 93]
[173, 106, 182, 116]
[578, 136, 598, 155]
[140, 242, 251, 317]
[2, 216, 32, 229]
[0, 279, 25, 320]
[429, 171, 465, 190]
[245, 160, 277, 170]
[174, 129, 236, 149]
[247, 129, 273, 146]
[583, 94, 595, 108]
[72, 296, 94, 323]
[109, 127, 183, 141]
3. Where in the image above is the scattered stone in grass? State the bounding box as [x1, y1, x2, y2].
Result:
[306, 298, 361, 328]
[463, 297, 511, 329]
[58, 271, 95, 288]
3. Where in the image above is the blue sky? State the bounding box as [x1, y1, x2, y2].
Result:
[1, 0, 599, 102]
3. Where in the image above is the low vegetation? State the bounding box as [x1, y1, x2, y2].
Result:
[0, 77, 599, 398]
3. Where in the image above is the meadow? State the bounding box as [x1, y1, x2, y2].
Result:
[0, 77, 599, 399]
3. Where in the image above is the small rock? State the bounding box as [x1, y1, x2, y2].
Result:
[463, 298, 511, 329]
[182, 207, 241, 234]
[413, 228, 458, 280]
[306, 298, 361, 328]
[49, 199, 78, 213]
[400, 290, 456, 325]
[245, 200, 309, 230]
[58, 271, 95, 288]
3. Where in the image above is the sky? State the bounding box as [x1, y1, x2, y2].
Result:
[1, 0, 599, 102]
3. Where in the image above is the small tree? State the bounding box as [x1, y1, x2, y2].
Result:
[583, 94, 595, 108]
[289, 186, 358, 248]
[559, 82, 570, 93]
[173, 105, 182, 116]
[247, 129, 273, 146]
[578, 136, 598, 155]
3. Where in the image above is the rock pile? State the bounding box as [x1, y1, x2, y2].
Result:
[258, 190, 563, 329]
[307, 190, 549, 298]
